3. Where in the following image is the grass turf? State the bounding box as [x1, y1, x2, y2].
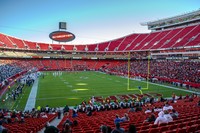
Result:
[35, 71, 191, 107]
[0, 84, 32, 110]
[0, 71, 192, 110]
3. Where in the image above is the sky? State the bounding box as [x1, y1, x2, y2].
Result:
[0, 0, 199, 44]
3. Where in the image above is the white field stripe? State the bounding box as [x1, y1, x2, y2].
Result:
[24, 78, 39, 111]
[132, 79, 200, 95]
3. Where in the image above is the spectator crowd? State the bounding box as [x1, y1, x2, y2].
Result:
[0, 64, 22, 83]
[105, 60, 200, 87]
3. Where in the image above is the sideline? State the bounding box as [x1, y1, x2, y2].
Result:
[24, 78, 39, 111]
[135, 78, 200, 95]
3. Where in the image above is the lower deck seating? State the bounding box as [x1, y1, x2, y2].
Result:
[3, 113, 57, 133]
[57, 98, 200, 133]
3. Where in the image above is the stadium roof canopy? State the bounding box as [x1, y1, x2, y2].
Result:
[141, 9, 200, 31]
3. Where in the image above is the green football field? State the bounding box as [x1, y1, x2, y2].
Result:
[0, 71, 192, 110]
[35, 71, 191, 107]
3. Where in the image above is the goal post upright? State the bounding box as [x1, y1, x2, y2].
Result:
[147, 52, 151, 90]
[127, 51, 130, 90]
[127, 51, 151, 92]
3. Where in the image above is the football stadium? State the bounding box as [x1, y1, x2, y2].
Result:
[0, 1, 200, 133]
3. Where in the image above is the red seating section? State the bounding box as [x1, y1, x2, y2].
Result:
[1, 24, 199, 51]
[23, 40, 37, 49]
[8, 36, 25, 49]
[57, 98, 200, 133]
[3, 114, 57, 133]
[1, 58, 199, 87]
[0, 33, 15, 48]
[37, 43, 50, 50]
